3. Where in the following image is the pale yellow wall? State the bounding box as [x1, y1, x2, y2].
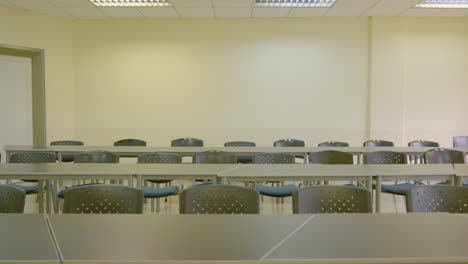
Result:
[73, 18, 370, 146]
[0, 6, 75, 142]
[371, 17, 468, 147]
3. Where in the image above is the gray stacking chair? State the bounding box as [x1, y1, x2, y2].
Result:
[254, 153, 298, 198]
[0, 185, 26, 213]
[363, 139, 394, 147]
[406, 186, 468, 213]
[179, 184, 259, 214]
[50, 140, 84, 162]
[113, 138, 146, 146]
[171, 138, 203, 147]
[309, 150, 353, 164]
[224, 141, 256, 163]
[293, 186, 372, 214]
[453, 136, 468, 148]
[63, 184, 144, 214]
[137, 153, 182, 212]
[74, 151, 120, 163]
[9, 152, 56, 194]
[193, 150, 237, 164]
[424, 148, 465, 164]
[274, 139, 305, 147]
[408, 140, 439, 147]
[318, 141, 349, 147]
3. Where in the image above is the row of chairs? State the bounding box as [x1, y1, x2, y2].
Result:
[50, 136, 468, 149]
[2, 184, 467, 214]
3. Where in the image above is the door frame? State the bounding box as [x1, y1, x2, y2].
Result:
[0, 44, 46, 145]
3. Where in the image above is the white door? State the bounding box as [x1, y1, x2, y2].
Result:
[0, 54, 33, 163]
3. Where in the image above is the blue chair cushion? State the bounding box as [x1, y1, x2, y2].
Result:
[142, 185, 179, 198]
[58, 183, 102, 199]
[256, 184, 298, 197]
[8, 184, 38, 194]
[381, 183, 417, 195]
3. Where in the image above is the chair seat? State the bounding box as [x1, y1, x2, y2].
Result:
[256, 184, 298, 197]
[381, 183, 417, 195]
[8, 184, 39, 194]
[142, 185, 179, 198]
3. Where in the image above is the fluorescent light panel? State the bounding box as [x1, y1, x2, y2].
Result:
[89, 0, 172, 7]
[255, 0, 336, 8]
[414, 0, 468, 8]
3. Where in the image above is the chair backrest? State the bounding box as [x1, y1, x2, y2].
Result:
[453, 136, 468, 148]
[9, 152, 57, 163]
[363, 140, 394, 147]
[363, 151, 407, 164]
[171, 138, 204, 147]
[113, 138, 146, 146]
[137, 153, 182, 163]
[293, 186, 372, 214]
[193, 151, 237, 164]
[50, 140, 84, 146]
[179, 184, 259, 214]
[423, 148, 465, 164]
[309, 150, 354, 164]
[63, 184, 143, 214]
[74, 151, 120, 163]
[224, 141, 256, 147]
[253, 152, 295, 164]
[274, 139, 305, 147]
[406, 186, 468, 213]
[0, 185, 26, 213]
[318, 141, 349, 147]
[408, 140, 439, 147]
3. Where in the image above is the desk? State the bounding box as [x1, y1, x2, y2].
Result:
[47, 214, 311, 264]
[0, 214, 59, 264]
[262, 213, 468, 264]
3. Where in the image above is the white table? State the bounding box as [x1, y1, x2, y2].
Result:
[0, 214, 59, 264]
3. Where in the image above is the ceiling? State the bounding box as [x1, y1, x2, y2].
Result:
[1, 0, 468, 19]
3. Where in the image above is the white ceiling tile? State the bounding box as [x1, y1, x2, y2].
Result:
[215, 7, 251, 17]
[212, 0, 253, 8]
[9, 0, 56, 9]
[364, 0, 421, 16]
[34, 7, 71, 17]
[401, 8, 468, 16]
[326, 0, 379, 16]
[48, 0, 95, 8]
[99, 7, 143, 17]
[252, 7, 290, 17]
[138, 7, 179, 18]
[177, 7, 214, 17]
[64, 7, 105, 17]
[171, 0, 212, 8]
[289, 7, 328, 17]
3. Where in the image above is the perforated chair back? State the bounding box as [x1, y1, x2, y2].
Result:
[51, 140, 84, 146]
[113, 138, 146, 146]
[309, 150, 353, 164]
[9, 152, 57, 163]
[364, 151, 407, 164]
[74, 151, 120, 163]
[318, 141, 349, 147]
[0, 185, 26, 213]
[274, 139, 305, 147]
[63, 184, 143, 214]
[253, 152, 295, 164]
[193, 151, 237, 164]
[406, 186, 468, 213]
[224, 141, 256, 147]
[293, 186, 372, 214]
[363, 140, 394, 147]
[453, 136, 468, 148]
[138, 153, 182, 163]
[423, 148, 465, 164]
[171, 138, 203, 147]
[408, 140, 439, 147]
[179, 184, 259, 214]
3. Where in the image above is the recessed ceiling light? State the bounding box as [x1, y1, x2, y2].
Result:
[414, 0, 468, 8]
[255, 0, 336, 8]
[89, 0, 172, 7]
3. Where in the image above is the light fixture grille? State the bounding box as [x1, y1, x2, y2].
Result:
[255, 0, 336, 8]
[414, 0, 468, 8]
[89, 0, 172, 7]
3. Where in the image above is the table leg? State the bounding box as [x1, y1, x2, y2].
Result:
[38, 180, 44, 214]
[454, 175, 461, 186]
[129, 176, 134, 186]
[46, 180, 52, 214]
[303, 153, 308, 164]
[137, 175, 142, 188]
[57, 152, 63, 162]
[375, 176, 381, 213]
